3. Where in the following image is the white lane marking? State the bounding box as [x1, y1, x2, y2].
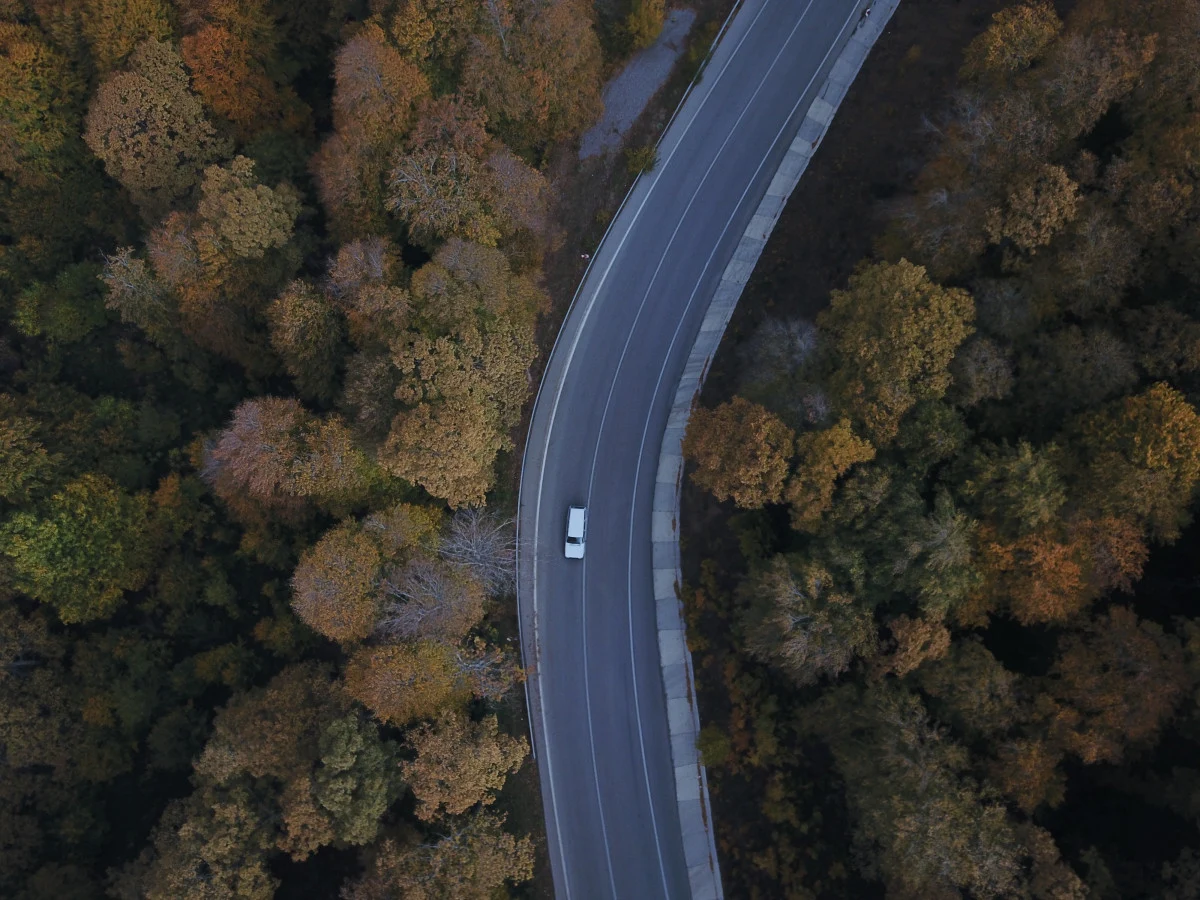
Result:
[581, 2, 869, 895]
[623, 5, 867, 894]
[525, 3, 774, 897]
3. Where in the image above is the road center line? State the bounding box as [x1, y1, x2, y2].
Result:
[524, 2, 773, 896]
[580, 3, 853, 896]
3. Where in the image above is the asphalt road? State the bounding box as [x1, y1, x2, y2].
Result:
[517, 2, 868, 896]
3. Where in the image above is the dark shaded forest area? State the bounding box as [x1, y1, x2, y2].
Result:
[0, 0, 670, 897]
[682, 1, 1200, 898]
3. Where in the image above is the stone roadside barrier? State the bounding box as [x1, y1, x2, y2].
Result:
[649, 1, 902, 897]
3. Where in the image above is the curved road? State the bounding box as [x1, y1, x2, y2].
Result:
[518, 1, 868, 896]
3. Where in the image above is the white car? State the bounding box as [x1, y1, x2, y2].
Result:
[564, 506, 587, 559]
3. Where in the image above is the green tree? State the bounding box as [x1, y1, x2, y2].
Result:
[267, 280, 345, 401]
[192, 664, 402, 860]
[622, 0, 665, 51]
[814, 685, 1026, 898]
[744, 556, 877, 686]
[0, 411, 56, 506]
[1074, 383, 1200, 541]
[893, 490, 981, 620]
[959, 440, 1067, 537]
[1, 474, 152, 623]
[13, 262, 108, 344]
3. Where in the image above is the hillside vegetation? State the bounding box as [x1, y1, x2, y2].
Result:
[682, 1, 1200, 897]
[0, 0, 667, 897]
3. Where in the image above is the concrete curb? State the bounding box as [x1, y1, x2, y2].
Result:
[649, 2, 902, 898]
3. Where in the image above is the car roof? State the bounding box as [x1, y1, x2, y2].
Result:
[568, 507, 586, 531]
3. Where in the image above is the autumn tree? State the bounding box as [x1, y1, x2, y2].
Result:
[387, 99, 548, 246]
[345, 641, 466, 726]
[0, 474, 152, 624]
[291, 521, 383, 643]
[79, 0, 174, 75]
[974, 525, 1091, 625]
[409, 237, 545, 335]
[375, 558, 486, 643]
[332, 23, 429, 148]
[83, 39, 228, 220]
[326, 237, 411, 345]
[874, 615, 950, 679]
[181, 25, 299, 139]
[460, 0, 603, 154]
[0, 24, 87, 178]
[990, 737, 1067, 814]
[402, 711, 528, 821]
[380, 320, 535, 507]
[961, 1, 1063, 81]
[343, 812, 535, 900]
[1048, 606, 1188, 764]
[312, 23, 430, 237]
[202, 398, 376, 519]
[785, 418, 875, 531]
[116, 784, 278, 900]
[683, 397, 795, 508]
[820, 260, 975, 444]
[984, 163, 1080, 258]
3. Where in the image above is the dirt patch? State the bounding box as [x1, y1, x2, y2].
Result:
[580, 8, 698, 159]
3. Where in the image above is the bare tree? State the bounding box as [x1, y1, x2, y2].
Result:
[439, 507, 516, 596]
[376, 558, 485, 642]
[454, 639, 521, 701]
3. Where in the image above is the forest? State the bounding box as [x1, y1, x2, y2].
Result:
[681, 0, 1200, 897]
[0, 0, 674, 896]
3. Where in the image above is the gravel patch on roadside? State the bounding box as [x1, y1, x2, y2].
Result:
[580, 8, 698, 159]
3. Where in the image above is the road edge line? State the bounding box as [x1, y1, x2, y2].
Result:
[513, 2, 752, 895]
[648, 2, 902, 898]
